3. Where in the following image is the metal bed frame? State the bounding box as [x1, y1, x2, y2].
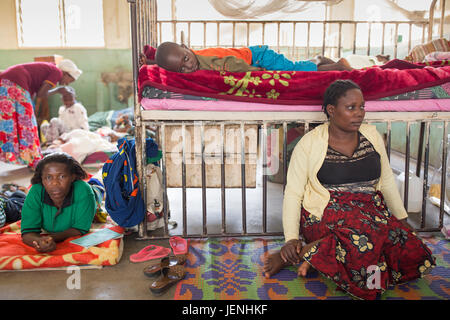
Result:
[127, 0, 449, 240]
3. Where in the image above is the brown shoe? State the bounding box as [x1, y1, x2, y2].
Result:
[149, 265, 186, 296]
[143, 254, 187, 278]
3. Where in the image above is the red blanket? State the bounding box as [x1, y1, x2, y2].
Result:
[138, 60, 450, 105]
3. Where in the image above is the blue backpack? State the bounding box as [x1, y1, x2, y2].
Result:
[102, 137, 161, 228]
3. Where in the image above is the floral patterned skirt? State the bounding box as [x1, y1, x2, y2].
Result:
[300, 191, 435, 300]
[0, 79, 42, 167]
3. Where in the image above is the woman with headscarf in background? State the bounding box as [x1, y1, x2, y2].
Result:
[0, 59, 82, 168]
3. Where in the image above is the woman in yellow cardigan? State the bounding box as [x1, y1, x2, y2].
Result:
[263, 80, 435, 300]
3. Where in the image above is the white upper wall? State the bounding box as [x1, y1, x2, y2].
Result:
[0, 0, 131, 50]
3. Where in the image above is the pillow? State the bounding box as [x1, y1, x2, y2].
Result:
[405, 38, 450, 62]
[423, 51, 450, 62]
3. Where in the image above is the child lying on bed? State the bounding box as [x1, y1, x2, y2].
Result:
[40, 86, 89, 144]
[153, 42, 353, 73]
[21, 153, 98, 253]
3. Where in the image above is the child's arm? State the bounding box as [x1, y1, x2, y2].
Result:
[197, 55, 264, 72]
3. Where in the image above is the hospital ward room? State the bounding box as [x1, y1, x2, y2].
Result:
[0, 0, 449, 308]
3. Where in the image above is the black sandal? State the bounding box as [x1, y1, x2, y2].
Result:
[149, 265, 186, 296]
[143, 254, 187, 278]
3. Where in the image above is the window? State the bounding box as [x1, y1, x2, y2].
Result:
[16, 0, 104, 47]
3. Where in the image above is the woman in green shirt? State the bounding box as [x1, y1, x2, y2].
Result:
[21, 153, 96, 253]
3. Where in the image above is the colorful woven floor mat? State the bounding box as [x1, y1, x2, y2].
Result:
[174, 236, 449, 300]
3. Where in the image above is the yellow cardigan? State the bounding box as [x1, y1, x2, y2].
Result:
[282, 123, 408, 242]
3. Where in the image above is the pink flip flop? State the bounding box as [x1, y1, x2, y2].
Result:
[129, 245, 171, 263]
[169, 236, 189, 255]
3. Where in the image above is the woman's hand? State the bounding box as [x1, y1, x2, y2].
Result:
[280, 239, 303, 265]
[33, 236, 56, 253]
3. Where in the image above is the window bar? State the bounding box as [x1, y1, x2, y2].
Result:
[262, 122, 268, 234]
[137, 0, 142, 50]
[394, 23, 399, 59]
[246, 22, 250, 47]
[420, 121, 431, 229]
[200, 123, 207, 236]
[220, 123, 226, 234]
[142, 0, 148, 46]
[203, 22, 206, 48]
[60, 0, 67, 46]
[322, 22, 326, 56]
[440, 0, 446, 38]
[187, 22, 191, 47]
[160, 124, 169, 237]
[367, 22, 372, 56]
[217, 22, 220, 46]
[241, 122, 247, 234]
[142, 1, 147, 50]
[408, 22, 412, 54]
[262, 22, 266, 45]
[381, 23, 386, 54]
[129, 0, 139, 93]
[338, 22, 342, 57]
[421, 23, 426, 45]
[172, 21, 177, 43]
[180, 27, 184, 45]
[277, 22, 281, 53]
[17, 0, 24, 46]
[283, 122, 288, 190]
[151, 0, 158, 46]
[403, 122, 411, 212]
[181, 123, 187, 237]
[292, 22, 296, 59]
[232, 22, 236, 48]
[148, 0, 152, 44]
[352, 22, 357, 54]
[439, 121, 448, 229]
[306, 22, 311, 59]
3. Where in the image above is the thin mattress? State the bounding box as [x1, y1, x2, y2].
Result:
[141, 97, 450, 112]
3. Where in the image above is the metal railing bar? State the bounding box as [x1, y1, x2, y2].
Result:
[403, 122, 411, 212]
[182, 123, 187, 237]
[420, 121, 431, 229]
[200, 122, 207, 236]
[221, 123, 226, 234]
[241, 122, 247, 234]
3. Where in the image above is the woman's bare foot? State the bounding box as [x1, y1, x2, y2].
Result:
[297, 239, 321, 277]
[297, 261, 311, 277]
[263, 251, 291, 279]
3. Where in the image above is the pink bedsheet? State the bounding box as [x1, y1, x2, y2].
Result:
[141, 98, 450, 112]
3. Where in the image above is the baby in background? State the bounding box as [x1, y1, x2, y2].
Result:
[40, 86, 89, 144]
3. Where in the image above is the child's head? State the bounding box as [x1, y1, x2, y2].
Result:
[31, 153, 88, 203]
[62, 86, 76, 108]
[155, 42, 199, 73]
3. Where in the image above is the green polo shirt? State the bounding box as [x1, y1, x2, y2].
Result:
[21, 180, 96, 235]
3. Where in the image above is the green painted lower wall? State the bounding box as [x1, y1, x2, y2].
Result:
[374, 122, 448, 171]
[0, 48, 133, 117]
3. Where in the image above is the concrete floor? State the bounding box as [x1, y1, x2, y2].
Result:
[0, 149, 448, 300]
